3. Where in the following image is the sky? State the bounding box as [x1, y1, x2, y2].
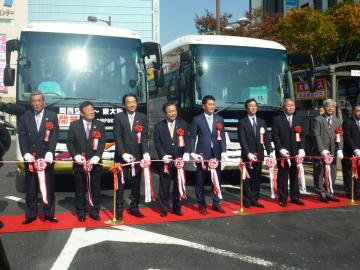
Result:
[160, 0, 249, 45]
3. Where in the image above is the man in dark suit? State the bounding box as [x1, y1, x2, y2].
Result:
[67, 101, 106, 221]
[238, 98, 274, 208]
[154, 101, 190, 217]
[113, 93, 150, 220]
[342, 103, 360, 199]
[18, 91, 59, 224]
[312, 99, 343, 202]
[189, 95, 228, 215]
[272, 98, 306, 206]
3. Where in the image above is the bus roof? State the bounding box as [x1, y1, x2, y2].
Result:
[22, 22, 141, 40]
[162, 35, 286, 54]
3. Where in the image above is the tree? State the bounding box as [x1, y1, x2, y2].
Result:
[194, 10, 232, 34]
[279, 7, 339, 63]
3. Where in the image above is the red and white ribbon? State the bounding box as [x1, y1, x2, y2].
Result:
[83, 160, 94, 206]
[352, 156, 359, 179]
[178, 135, 185, 147]
[324, 155, 334, 193]
[93, 139, 98, 150]
[295, 132, 301, 142]
[111, 163, 124, 191]
[295, 155, 306, 192]
[140, 159, 155, 203]
[44, 130, 50, 142]
[259, 127, 265, 144]
[199, 154, 207, 170]
[131, 159, 136, 177]
[164, 163, 169, 174]
[266, 157, 277, 199]
[136, 132, 141, 144]
[174, 158, 187, 200]
[208, 158, 222, 199]
[34, 159, 48, 205]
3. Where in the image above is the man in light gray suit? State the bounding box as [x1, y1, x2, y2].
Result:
[312, 99, 343, 202]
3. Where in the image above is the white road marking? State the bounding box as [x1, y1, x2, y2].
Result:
[51, 226, 300, 270]
[5, 196, 25, 203]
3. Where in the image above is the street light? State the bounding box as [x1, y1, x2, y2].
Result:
[87, 15, 112, 26]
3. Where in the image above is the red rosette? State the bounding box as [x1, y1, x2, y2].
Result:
[176, 128, 185, 136]
[134, 124, 144, 133]
[92, 130, 101, 139]
[45, 121, 54, 130]
[83, 160, 93, 171]
[34, 158, 47, 171]
[174, 158, 185, 168]
[294, 125, 302, 133]
[208, 158, 219, 169]
[324, 155, 334, 165]
[140, 159, 151, 168]
[266, 157, 276, 168]
[335, 127, 342, 134]
[295, 155, 304, 164]
[216, 122, 223, 130]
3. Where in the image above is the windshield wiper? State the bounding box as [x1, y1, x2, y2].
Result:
[46, 96, 96, 108]
[215, 101, 245, 115]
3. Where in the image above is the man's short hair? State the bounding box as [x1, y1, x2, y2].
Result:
[122, 93, 138, 105]
[30, 91, 44, 101]
[282, 98, 295, 107]
[202, 95, 215, 105]
[323, 99, 336, 107]
[245, 98, 257, 109]
[162, 101, 177, 113]
[352, 103, 360, 110]
[79, 101, 95, 112]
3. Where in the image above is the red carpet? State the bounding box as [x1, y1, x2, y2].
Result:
[0, 195, 357, 234]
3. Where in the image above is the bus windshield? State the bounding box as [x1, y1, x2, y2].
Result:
[193, 44, 288, 109]
[17, 32, 146, 105]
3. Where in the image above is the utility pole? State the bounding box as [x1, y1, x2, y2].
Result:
[216, 0, 220, 35]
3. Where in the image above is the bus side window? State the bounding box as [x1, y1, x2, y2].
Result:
[180, 62, 192, 108]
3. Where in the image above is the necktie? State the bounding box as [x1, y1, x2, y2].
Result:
[207, 116, 213, 132]
[85, 122, 90, 139]
[129, 115, 134, 131]
[252, 117, 257, 135]
[169, 123, 174, 138]
[327, 117, 332, 128]
[287, 116, 292, 128]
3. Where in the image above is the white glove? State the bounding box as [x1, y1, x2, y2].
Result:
[122, 153, 133, 163]
[337, 150, 344, 160]
[182, 153, 190, 162]
[90, 156, 100, 165]
[221, 152, 228, 162]
[74, 154, 85, 165]
[143, 153, 151, 161]
[44, 152, 53, 164]
[298, 149, 306, 158]
[162, 155, 172, 164]
[23, 153, 35, 162]
[247, 153, 257, 162]
[321, 150, 330, 156]
[279, 149, 289, 157]
[354, 149, 360, 158]
[191, 153, 202, 161]
[269, 152, 276, 159]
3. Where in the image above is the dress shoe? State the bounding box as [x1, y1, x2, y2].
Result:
[291, 199, 305, 206]
[22, 217, 36, 224]
[130, 209, 144, 218]
[160, 212, 167, 217]
[328, 197, 340, 202]
[319, 197, 328, 203]
[173, 210, 183, 216]
[243, 201, 251, 208]
[252, 201, 264, 208]
[199, 208, 208, 215]
[212, 205, 226, 213]
[90, 214, 101, 221]
[278, 201, 287, 207]
[116, 212, 123, 221]
[45, 217, 59, 223]
[78, 216, 86, 222]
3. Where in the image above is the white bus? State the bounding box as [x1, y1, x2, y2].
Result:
[4, 22, 163, 181]
[148, 35, 313, 169]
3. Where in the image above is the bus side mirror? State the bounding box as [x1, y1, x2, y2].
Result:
[154, 68, 164, 88]
[3, 66, 15, 86]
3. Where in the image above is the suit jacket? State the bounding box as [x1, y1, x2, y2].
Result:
[272, 113, 306, 157]
[189, 113, 226, 160]
[342, 117, 360, 157]
[18, 109, 59, 158]
[312, 114, 343, 155]
[67, 118, 106, 172]
[113, 111, 149, 162]
[238, 115, 272, 161]
[154, 118, 190, 160]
